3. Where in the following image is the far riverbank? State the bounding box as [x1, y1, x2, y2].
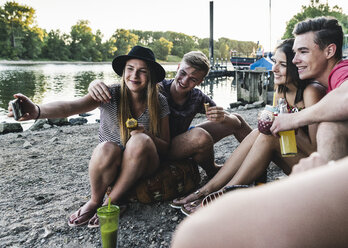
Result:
[0, 60, 179, 65]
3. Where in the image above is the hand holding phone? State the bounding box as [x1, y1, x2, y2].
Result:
[10, 98, 23, 120]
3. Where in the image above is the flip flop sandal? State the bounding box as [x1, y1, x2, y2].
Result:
[201, 185, 249, 208]
[87, 213, 99, 228]
[68, 208, 96, 227]
[201, 190, 224, 207]
[170, 190, 202, 209]
[180, 199, 202, 217]
[222, 185, 249, 192]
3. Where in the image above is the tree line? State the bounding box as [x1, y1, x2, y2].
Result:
[0, 1, 346, 62]
[0, 1, 257, 62]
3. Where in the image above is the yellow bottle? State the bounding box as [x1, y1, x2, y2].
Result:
[278, 98, 297, 157]
[279, 130, 297, 157]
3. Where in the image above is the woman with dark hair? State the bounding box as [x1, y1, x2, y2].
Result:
[171, 39, 327, 215]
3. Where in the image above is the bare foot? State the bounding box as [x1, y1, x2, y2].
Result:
[170, 189, 206, 208]
[68, 200, 101, 227]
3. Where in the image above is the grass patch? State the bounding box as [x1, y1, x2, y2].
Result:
[166, 55, 181, 63]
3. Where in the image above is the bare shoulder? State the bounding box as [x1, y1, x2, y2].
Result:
[302, 82, 326, 107]
[304, 82, 326, 97]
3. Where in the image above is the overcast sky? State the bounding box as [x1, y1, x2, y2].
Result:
[10, 0, 348, 51]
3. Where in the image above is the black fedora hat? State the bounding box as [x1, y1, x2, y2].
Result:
[112, 46, 165, 83]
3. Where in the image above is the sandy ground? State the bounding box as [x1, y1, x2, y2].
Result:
[0, 107, 285, 248]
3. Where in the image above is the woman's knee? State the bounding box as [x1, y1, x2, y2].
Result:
[124, 134, 159, 173]
[256, 131, 279, 150]
[126, 133, 156, 155]
[90, 142, 122, 169]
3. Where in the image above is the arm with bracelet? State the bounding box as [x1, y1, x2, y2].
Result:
[7, 93, 98, 122]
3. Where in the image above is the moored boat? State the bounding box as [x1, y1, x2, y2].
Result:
[230, 56, 257, 66]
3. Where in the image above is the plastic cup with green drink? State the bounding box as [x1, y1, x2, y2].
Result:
[97, 198, 120, 248]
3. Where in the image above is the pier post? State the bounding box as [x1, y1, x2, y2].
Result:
[209, 1, 214, 66]
[235, 70, 270, 103]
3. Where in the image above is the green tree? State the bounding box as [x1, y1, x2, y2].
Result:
[216, 38, 231, 59]
[69, 20, 101, 61]
[151, 37, 173, 61]
[165, 31, 195, 57]
[22, 25, 45, 59]
[92, 29, 105, 62]
[100, 36, 117, 60]
[130, 30, 154, 46]
[197, 38, 209, 50]
[283, 0, 348, 39]
[93, 30, 117, 61]
[0, 1, 43, 59]
[41, 30, 70, 60]
[112, 29, 138, 56]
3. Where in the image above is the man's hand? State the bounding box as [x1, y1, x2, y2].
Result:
[88, 79, 111, 103]
[270, 113, 297, 137]
[206, 106, 225, 122]
[291, 152, 328, 175]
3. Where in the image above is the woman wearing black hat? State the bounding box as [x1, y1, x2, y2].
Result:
[8, 46, 170, 228]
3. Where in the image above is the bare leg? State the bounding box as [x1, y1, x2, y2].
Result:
[173, 129, 260, 206]
[227, 133, 295, 185]
[317, 120, 348, 161]
[68, 141, 123, 225]
[172, 157, 348, 248]
[174, 127, 308, 206]
[197, 113, 252, 143]
[200, 129, 261, 193]
[89, 141, 123, 206]
[106, 133, 160, 204]
[169, 114, 251, 180]
[169, 127, 217, 178]
[229, 131, 312, 185]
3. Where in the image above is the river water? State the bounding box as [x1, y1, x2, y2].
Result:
[0, 62, 236, 128]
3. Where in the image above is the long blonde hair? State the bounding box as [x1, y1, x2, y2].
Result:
[118, 63, 161, 145]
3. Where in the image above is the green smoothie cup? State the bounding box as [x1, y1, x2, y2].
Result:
[97, 205, 120, 248]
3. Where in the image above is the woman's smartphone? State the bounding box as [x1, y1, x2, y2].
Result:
[10, 98, 23, 120]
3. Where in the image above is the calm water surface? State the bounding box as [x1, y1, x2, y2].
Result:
[0, 62, 236, 128]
